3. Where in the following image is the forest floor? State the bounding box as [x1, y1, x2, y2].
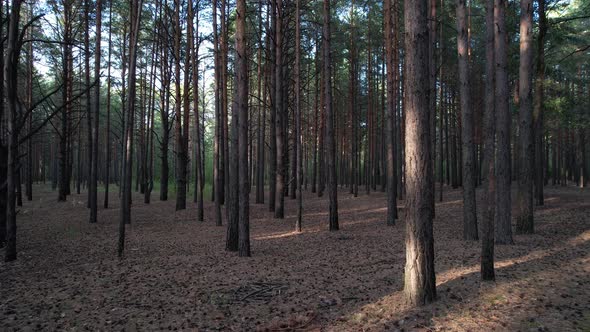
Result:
[0, 184, 589, 331]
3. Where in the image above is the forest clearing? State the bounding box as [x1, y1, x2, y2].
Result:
[1, 185, 589, 331]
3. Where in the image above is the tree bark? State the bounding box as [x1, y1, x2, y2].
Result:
[104, 0, 113, 209]
[236, 0, 250, 257]
[119, 0, 142, 257]
[295, 0, 302, 232]
[494, 0, 513, 244]
[481, 0, 496, 281]
[4, 0, 21, 261]
[274, 0, 285, 219]
[213, 0, 223, 225]
[323, 0, 338, 231]
[174, 0, 187, 211]
[89, 0, 101, 223]
[403, 0, 436, 305]
[457, 0, 478, 240]
[533, 0, 546, 206]
[385, 0, 398, 225]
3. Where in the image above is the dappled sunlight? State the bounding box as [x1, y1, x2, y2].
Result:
[436, 199, 462, 206]
[253, 229, 320, 240]
[333, 229, 590, 331]
[566, 229, 590, 245]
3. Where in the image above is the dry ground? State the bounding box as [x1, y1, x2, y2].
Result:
[0, 184, 589, 331]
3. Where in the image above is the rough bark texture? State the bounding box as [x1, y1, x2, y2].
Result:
[226, 99, 239, 251]
[494, 0, 514, 245]
[515, 0, 534, 234]
[119, 0, 142, 257]
[274, 0, 285, 219]
[295, 0, 302, 233]
[174, 0, 187, 211]
[533, 0, 546, 206]
[236, 0, 250, 257]
[268, 0, 277, 212]
[481, 0, 496, 281]
[89, 0, 101, 224]
[403, 0, 436, 306]
[103, 0, 113, 209]
[213, 0, 223, 226]
[323, 0, 338, 231]
[4, 0, 20, 261]
[190, 0, 204, 221]
[456, 0, 478, 240]
[385, 0, 398, 226]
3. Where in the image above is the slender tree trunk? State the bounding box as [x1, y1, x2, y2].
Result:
[385, 0, 398, 225]
[255, 0, 265, 205]
[119, 0, 142, 257]
[494, 0, 513, 244]
[226, 85, 239, 251]
[533, 0, 546, 206]
[104, 0, 113, 209]
[403, 0, 436, 305]
[4, 0, 21, 261]
[84, 0, 92, 208]
[457, 0, 478, 240]
[90, 0, 101, 223]
[174, 0, 187, 211]
[213, 0, 223, 225]
[236, 0, 250, 257]
[318, 61, 326, 198]
[25, 3, 33, 202]
[324, 0, 338, 231]
[481, 0, 496, 280]
[0, 0, 6, 247]
[438, 1, 444, 202]
[515, 0, 534, 234]
[190, 0, 203, 220]
[274, 0, 285, 219]
[295, 0, 302, 232]
[268, 0, 277, 211]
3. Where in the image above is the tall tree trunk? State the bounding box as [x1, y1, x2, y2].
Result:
[494, 0, 513, 244]
[295, 0, 302, 232]
[59, 1, 73, 202]
[190, 0, 204, 220]
[236, 0, 251, 256]
[226, 84, 239, 251]
[457, 0, 478, 240]
[274, 0, 285, 219]
[403, 0, 436, 305]
[255, 0, 265, 205]
[174, 0, 187, 211]
[533, 0, 546, 206]
[438, 0, 444, 202]
[119, 0, 142, 257]
[159, 40, 170, 202]
[104, 0, 113, 209]
[515, 0, 534, 234]
[481, 0, 496, 281]
[323, 0, 338, 231]
[25, 3, 33, 202]
[85, 0, 92, 208]
[4, 0, 21, 261]
[268, 0, 277, 211]
[318, 59, 326, 198]
[385, 0, 398, 225]
[0, 0, 5, 248]
[213, 0, 223, 225]
[90, 0, 102, 223]
[349, 0, 358, 198]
